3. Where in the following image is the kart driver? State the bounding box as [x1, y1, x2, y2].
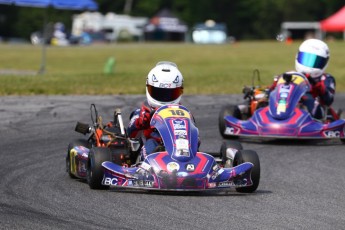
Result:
[269, 38, 335, 120]
[127, 61, 185, 161]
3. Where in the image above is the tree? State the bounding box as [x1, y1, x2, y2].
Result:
[1, 0, 344, 40]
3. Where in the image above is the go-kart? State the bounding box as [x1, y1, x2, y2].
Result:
[66, 104, 260, 193]
[219, 72, 345, 143]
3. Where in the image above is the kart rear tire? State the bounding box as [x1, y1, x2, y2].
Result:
[218, 105, 241, 139]
[87, 147, 111, 190]
[233, 149, 260, 193]
[66, 140, 90, 179]
[220, 140, 243, 167]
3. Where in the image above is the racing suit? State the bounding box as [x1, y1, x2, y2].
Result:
[269, 72, 336, 120]
[127, 100, 161, 161]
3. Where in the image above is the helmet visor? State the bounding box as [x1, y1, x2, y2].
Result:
[297, 52, 328, 69]
[147, 85, 183, 102]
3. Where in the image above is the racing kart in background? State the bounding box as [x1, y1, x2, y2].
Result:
[66, 104, 260, 193]
[219, 72, 345, 143]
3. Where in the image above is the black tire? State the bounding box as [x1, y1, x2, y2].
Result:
[218, 105, 241, 139]
[233, 149, 260, 193]
[87, 147, 111, 190]
[220, 140, 243, 167]
[66, 140, 90, 179]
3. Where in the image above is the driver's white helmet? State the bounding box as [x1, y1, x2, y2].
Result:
[295, 39, 329, 79]
[146, 61, 184, 108]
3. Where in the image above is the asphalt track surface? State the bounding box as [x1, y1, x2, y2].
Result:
[1, 95, 345, 230]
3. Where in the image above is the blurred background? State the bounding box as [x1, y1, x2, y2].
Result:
[1, 0, 345, 96]
[0, 0, 344, 45]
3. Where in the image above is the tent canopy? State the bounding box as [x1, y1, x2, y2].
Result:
[0, 0, 98, 10]
[320, 6, 345, 32]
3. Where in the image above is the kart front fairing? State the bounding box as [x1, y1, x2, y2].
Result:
[268, 73, 310, 120]
[101, 104, 254, 191]
[150, 104, 199, 162]
[223, 73, 345, 139]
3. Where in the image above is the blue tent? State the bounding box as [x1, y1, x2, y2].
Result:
[0, 0, 98, 10]
[0, 0, 98, 74]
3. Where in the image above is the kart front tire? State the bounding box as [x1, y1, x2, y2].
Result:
[233, 149, 260, 193]
[87, 147, 111, 190]
[218, 105, 241, 139]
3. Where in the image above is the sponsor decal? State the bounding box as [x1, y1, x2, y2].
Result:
[176, 138, 189, 149]
[176, 149, 190, 157]
[211, 168, 225, 180]
[175, 138, 190, 157]
[159, 83, 173, 88]
[324, 130, 340, 137]
[277, 86, 290, 114]
[144, 181, 154, 187]
[174, 130, 187, 136]
[281, 84, 290, 90]
[212, 164, 220, 171]
[103, 177, 118, 186]
[218, 181, 235, 187]
[185, 164, 195, 172]
[208, 182, 216, 188]
[133, 180, 154, 187]
[173, 120, 186, 130]
[280, 92, 288, 98]
[177, 172, 188, 177]
[167, 162, 180, 172]
[277, 100, 287, 114]
[225, 127, 235, 134]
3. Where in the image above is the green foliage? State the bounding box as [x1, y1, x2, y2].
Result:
[0, 41, 344, 95]
[0, 0, 344, 40]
